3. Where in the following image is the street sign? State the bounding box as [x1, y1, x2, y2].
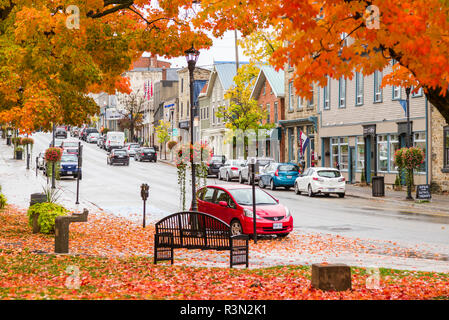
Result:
[416, 184, 431, 200]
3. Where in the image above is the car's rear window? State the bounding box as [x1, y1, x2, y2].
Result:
[114, 150, 127, 155]
[130, 144, 140, 148]
[317, 170, 341, 178]
[142, 148, 154, 153]
[61, 155, 77, 162]
[278, 164, 299, 171]
[63, 142, 78, 147]
[258, 160, 272, 166]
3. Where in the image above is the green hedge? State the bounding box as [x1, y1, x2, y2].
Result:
[27, 203, 68, 234]
[0, 193, 6, 209]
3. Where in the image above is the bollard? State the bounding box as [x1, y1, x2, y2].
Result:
[311, 263, 352, 291]
[55, 209, 88, 254]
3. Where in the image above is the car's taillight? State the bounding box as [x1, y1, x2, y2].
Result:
[274, 170, 279, 176]
[338, 177, 345, 182]
[313, 177, 324, 182]
[141, 153, 145, 156]
[231, 167, 238, 171]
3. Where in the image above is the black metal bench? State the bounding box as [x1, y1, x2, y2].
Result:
[154, 211, 249, 268]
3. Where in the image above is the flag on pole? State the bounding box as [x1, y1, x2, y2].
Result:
[150, 80, 153, 98]
[299, 131, 309, 155]
[399, 99, 407, 116]
[143, 81, 147, 99]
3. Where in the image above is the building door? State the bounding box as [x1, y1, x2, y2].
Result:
[288, 128, 294, 162]
[364, 136, 372, 184]
[348, 146, 356, 184]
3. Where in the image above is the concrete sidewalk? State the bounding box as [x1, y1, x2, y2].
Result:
[345, 184, 449, 215]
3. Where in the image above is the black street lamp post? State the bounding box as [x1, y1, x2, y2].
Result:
[405, 87, 413, 200]
[51, 122, 56, 189]
[76, 142, 83, 204]
[185, 45, 200, 211]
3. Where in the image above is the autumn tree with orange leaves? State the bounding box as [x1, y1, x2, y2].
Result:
[0, 0, 211, 132]
[192, 0, 449, 123]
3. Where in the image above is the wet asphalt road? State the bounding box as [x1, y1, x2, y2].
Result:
[31, 133, 449, 253]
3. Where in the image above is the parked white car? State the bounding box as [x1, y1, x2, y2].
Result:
[294, 167, 346, 198]
[218, 159, 246, 181]
[87, 132, 100, 143]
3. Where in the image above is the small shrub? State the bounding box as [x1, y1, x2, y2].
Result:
[0, 193, 7, 209]
[27, 203, 68, 234]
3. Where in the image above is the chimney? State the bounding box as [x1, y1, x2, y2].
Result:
[150, 55, 158, 68]
[162, 68, 167, 81]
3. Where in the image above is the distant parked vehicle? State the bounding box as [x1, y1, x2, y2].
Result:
[258, 163, 300, 191]
[207, 155, 226, 177]
[81, 127, 98, 141]
[294, 167, 346, 198]
[218, 159, 246, 181]
[87, 132, 100, 143]
[134, 147, 157, 162]
[125, 143, 141, 157]
[55, 128, 67, 139]
[239, 157, 275, 184]
[60, 140, 79, 155]
[107, 149, 129, 166]
[105, 131, 125, 152]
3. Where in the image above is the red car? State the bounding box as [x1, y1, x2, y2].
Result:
[195, 184, 293, 238]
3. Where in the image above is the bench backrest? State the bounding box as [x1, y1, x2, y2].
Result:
[155, 211, 231, 250]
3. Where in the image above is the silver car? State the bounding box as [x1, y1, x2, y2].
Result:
[239, 157, 275, 184]
[125, 143, 141, 157]
[218, 159, 246, 181]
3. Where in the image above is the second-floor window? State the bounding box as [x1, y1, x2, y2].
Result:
[392, 85, 401, 100]
[274, 101, 278, 123]
[323, 76, 330, 110]
[288, 81, 294, 111]
[411, 85, 423, 97]
[266, 103, 270, 123]
[307, 86, 314, 108]
[374, 70, 383, 102]
[355, 72, 364, 106]
[338, 77, 346, 108]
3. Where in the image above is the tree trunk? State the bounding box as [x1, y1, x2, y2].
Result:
[425, 87, 449, 125]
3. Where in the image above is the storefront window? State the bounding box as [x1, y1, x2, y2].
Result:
[389, 134, 400, 172]
[377, 135, 388, 172]
[331, 138, 339, 169]
[413, 132, 426, 173]
[330, 137, 348, 170]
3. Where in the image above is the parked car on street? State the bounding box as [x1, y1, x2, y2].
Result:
[207, 155, 226, 177]
[195, 184, 293, 238]
[81, 127, 99, 141]
[107, 149, 129, 166]
[54, 153, 81, 179]
[239, 157, 275, 184]
[294, 167, 346, 198]
[218, 159, 246, 181]
[60, 140, 79, 155]
[134, 147, 157, 162]
[105, 131, 125, 151]
[258, 163, 300, 190]
[87, 132, 100, 143]
[55, 128, 67, 139]
[125, 143, 141, 157]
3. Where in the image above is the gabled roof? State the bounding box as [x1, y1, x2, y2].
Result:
[251, 65, 285, 99]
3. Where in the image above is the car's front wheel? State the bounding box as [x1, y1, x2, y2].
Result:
[217, 171, 222, 180]
[226, 172, 231, 182]
[270, 179, 276, 190]
[230, 219, 243, 236]
[258, 179, 264, 188]
[338, 193, 345, 198]
[239, 174, 244, 184]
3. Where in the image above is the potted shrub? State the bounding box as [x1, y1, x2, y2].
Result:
[27, 202, 68, 234]
[14, 146, 24, 160]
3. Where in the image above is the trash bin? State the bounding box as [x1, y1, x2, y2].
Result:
[372, 176, 385, 197]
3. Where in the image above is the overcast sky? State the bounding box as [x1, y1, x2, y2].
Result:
[145, 31, 250, 69]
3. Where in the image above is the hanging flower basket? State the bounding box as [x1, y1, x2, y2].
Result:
[45, 147, 63, 163]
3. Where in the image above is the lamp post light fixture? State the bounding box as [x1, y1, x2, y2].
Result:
[185, 45, 200, 211]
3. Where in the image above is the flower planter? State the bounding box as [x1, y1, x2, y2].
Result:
[15, 150, 23, 160]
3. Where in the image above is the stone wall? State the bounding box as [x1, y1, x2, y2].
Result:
[430, 105, 449, 193]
